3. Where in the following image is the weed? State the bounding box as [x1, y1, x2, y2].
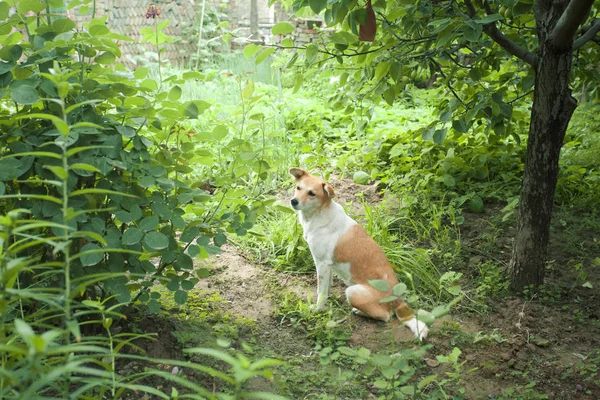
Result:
[274, 290, 352, 347]
[474, 261, 510, 298]
[239, 206, 315, 274]
[473, 329, 508, 345]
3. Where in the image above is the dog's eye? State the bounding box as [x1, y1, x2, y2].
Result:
[296, 186, 300, 190]
[308, 191, 316, 197]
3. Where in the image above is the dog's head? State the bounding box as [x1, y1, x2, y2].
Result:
[289, 168, 335, 212]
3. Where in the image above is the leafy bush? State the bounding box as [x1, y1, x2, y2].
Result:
[0, 3, 285, 398]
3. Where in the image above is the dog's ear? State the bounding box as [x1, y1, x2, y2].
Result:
[289, 168, 307, 180]
[322, 183, 335, 198]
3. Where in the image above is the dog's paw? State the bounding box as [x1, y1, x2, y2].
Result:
[351, 307, 368, 317]
[403, 317, 429, 341]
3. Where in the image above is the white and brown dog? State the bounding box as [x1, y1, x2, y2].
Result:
[289, 168, 428, 340]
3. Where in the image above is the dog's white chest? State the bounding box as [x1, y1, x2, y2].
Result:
[299, 201, 356, 279]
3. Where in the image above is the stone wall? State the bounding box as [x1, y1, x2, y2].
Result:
[70, 0, 199, 66]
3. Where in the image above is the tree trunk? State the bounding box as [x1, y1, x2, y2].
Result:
[250, 0, 259, 40]
[508, 0, 577, 292]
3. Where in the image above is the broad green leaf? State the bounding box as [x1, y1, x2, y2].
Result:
[10, 81, 38, 105]
[309, 0, 327, 14]
[443, 174, 456, 187]
[368, 279, 391, 292]
[175, 253, 193, 270]
[0, 2, 9, 19]
[431, 304, 451, 318]
[433, 128, 447, 144]
[468, 195, 484, 212]
[53, 18, 76, 33]
[416, 309, 435, 326]
[306, 44, 318, 64]
[95, 52, 116, 65]
[168, 85, 182, 101]
[79, 243, 104, 266]
[272, 22, 295, 35]
[243, 43, 261, 59]
[374, 62, 391, 81]
[213, 233, 227, 247]
[392, 282, 407, 297]
[143, 231, 169, 251]
[463, 21, 482, 42]
[174, 290, 188, 304]
[452, 118, 469, 133]
[256, 47, 276, 65]
[353, 171, 370, 185]
[380, 295, 397, 303]
[139, 216, 159, 231]
[122, 228, 143, 246]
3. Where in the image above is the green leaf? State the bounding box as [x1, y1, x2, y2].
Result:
[353, 171, 370, 185]
[122, 227, 143, 246]
[181, 280, 195, 290]
[380, 295, 397, 303]
[243, 43, 261, 59]
[10, 81, 38, 105]
[468, 195, 484, 212]
[53, 18, 76, 33]
[184, 101, 199, 119]
[175, 253, 193, 270]
[148, 299, 160, 313]
[416, 309, 435, 326]
[392, 282, 407, 297]
[168, 85, 182, 101]
[0, 2, 9, 19]
[139, 216, 159, 231]
[374, 62, 391, 81]
[80, 243, 104, 266]
[433, 128, 447, 145]
[463, 21, 482, 42]
[309, 0, 327, 14]
[174, 290, 188, 305]
[143, 231, 169, 251]
[256, 47, 276, 65]
[45, 165, 68, 180]
[368, 279, 391, 292]
[70, 163, 101, 173]
[213, 233, 227, 247]
[422, 127, 435, 141]
[473, 14, 503, 24]
[443, 174, 456, 187]
[452, 118, 469, 133]
[272, 22, 295, 35]
[431, 304, 451, 318]
[95, 52, 116, 65]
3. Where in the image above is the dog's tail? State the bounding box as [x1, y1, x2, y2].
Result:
[394, 300, 429, 341]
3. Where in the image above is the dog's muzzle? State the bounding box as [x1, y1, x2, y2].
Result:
[290, 198, 299, 208]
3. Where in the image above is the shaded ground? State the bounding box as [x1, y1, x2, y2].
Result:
[133, 178, 600, 399]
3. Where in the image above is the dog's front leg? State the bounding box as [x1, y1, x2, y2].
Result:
[314, 263, 333, 310]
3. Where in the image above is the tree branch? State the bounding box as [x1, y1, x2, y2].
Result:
[549, 0, 596, 50]
[573, 18, 600, 49]
[463, 0, 538, 68]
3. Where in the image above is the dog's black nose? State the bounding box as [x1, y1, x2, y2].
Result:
[291, 198, 298, 207]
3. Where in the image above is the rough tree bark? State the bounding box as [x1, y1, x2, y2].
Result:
[508, 0, 579, 292]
